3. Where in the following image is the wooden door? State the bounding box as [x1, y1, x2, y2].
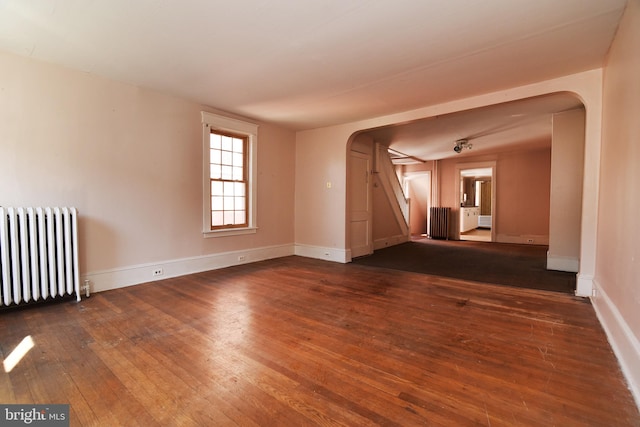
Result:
[349, 151, 372, 258]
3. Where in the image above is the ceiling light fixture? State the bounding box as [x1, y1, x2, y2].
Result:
[453, 139, 472, 153]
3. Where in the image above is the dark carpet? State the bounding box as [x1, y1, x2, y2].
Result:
[352, 238, 576, 294]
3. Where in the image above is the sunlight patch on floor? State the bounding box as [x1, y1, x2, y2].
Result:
[460, 228, 491, 242]
[3, 335, 35, 373]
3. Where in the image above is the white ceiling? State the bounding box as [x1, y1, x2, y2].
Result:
[367, 92, 585, 161]
[0, 0, 627, 158]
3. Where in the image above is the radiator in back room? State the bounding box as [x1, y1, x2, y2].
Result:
[429, 207, 450, 240]
[0, 207, 80, 307]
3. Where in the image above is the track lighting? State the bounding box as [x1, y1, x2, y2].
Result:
[454, 139, 472, 153]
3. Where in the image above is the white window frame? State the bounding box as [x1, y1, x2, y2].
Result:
[201, 111, 258, 237]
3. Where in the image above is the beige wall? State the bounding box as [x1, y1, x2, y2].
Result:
[0, 50, 295, 285]
[436, 147, 551, 243]
[2, 7, 636, 402]
[400, 163, 434, 236]
[407, 174, 430, 236]
[598, 0, 640, 327]
[295, 122, 355, 261]
[595, 0, 640, 401]
[548, 109, 585, 271]
[296, 69, 604, 273]
[496, 148, 552, 243]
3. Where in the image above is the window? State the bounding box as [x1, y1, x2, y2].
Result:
[209, 130, 247, 229]
[201, 112, 258, 237]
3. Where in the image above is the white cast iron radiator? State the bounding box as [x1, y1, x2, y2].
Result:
[0, 207, 80, 307]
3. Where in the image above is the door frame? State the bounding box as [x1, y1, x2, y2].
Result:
[454, 161, 496, 241]
[403, 171, 431, 237]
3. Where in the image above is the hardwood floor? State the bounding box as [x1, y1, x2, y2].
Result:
[1, 256, 638, 426]
[459, 228, 492, 242]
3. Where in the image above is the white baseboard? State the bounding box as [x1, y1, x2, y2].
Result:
[373, 234, 410, 250]
[546, 253, 580, 273]
[294, 244, 351, 263]
[82, 244, 295, 294]
[496, 234, 549, 245]
[576, 273, 594, 297]
[591, 279, 640, 409]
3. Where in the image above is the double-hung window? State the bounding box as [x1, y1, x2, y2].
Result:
[201, 112, 258, 237]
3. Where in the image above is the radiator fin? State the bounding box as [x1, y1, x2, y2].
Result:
[0, 207, 80, 307]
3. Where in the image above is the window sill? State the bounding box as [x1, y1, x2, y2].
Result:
[203, 227, 257, 238]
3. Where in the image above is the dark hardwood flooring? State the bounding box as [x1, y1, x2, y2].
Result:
[1, 256, 638, 426]
[354, 238, 576, 294]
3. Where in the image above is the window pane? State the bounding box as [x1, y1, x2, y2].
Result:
[235, 211, 245, 224]
[223, 196, 234, 209]
[210, 149, 221, 165]
[221, 136, 233, 151]
[221, 166, 233, 180]
[211, 181, 224, 196]
[210, 164, 221, 179]
[210, 133, 221, 149]
[224, 211, 235, 225]
[235, 196, 245, 210]
[212, 196, 223, 210]
[233, 138, 244, 153]
[223, 181, 234, 195]
[232, 152, 243, 166]
[211, 211, 224, 226]
[235, 182, 245, 195]
[221, 151, 233, 166]
[232, 166, 243, 180]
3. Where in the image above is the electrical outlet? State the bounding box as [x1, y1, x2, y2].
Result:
[238, 255, 246, 262]
[153, 268, 163, 277]
[527, 239, 534, 243]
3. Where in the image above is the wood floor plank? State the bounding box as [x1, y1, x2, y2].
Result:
[1, 256, 638, 426]
[85, 287, 315, 426]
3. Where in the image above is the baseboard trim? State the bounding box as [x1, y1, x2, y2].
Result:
[294, 244, 351, 263]
[373, 234, 410, 250]
[82, 244, 295, 293]
[546, 253, 580, 272]
[576, 273, 594, 297]
[496, 234, 549, 245]
[591, 279, 640, 409]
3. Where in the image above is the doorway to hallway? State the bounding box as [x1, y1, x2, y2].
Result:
[457, 163, 495, 242]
